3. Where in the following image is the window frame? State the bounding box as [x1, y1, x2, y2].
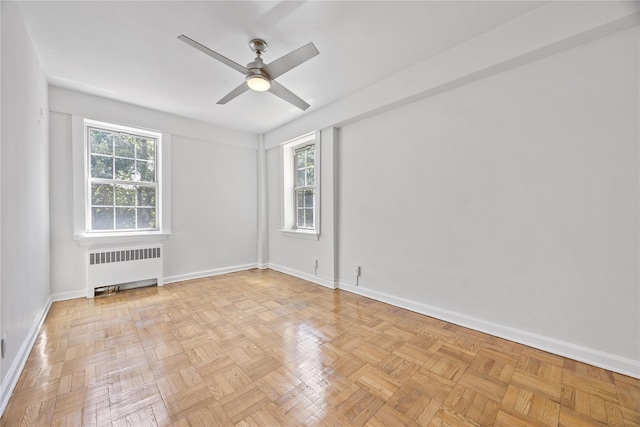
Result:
[72, 117, 171, 244]
[85, 121, 161, 233]
[280, 131, 320, 239]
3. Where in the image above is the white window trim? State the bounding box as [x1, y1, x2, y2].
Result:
[280, 131, 320, 239]
[72, 116, 171, 245]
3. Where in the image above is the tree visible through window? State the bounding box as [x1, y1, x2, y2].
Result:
[293, 144, 315, 229]
[87, 123, 159, 231]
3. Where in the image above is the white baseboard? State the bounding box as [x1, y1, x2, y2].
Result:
[47, 264, 261, 303]
[163, 263, 258, 284]
[337, 281, 639, 379]
[0, 296, 54, 417]
[268, 263, 336, 289]
[50, 289, 86, 302]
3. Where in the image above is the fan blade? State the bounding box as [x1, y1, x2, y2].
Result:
[178, 35, 248, 75]
[268, 80, 310, 111]
[217, 82, 250, 105]
[263, 42, 319, 80]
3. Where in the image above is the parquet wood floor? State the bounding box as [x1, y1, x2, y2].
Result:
[1, 269, 639, 426]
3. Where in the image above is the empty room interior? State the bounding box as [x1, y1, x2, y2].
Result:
[1, 1, 639, 426]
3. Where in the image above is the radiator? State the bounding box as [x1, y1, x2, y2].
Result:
[86, 245, 163, 298]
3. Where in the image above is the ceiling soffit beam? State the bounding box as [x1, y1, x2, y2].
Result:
[264, 1, 639, 148]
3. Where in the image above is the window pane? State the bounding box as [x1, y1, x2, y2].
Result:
[297, 209, 304, 228]
[296, 190, 304, 209]
[115, 134, 135, 158]
[92, 207, 114, 230]
[305, 208, 314, 228]
[89, 129, 113, 155]
[115, 158, 136, 181]
[295, 151, 305, 169]
[304, 190, 314, 208]
[137, 160, 155, 182]
[135, 137, 156, 161]
[306, 166, 315, 186]
[91, 155, 113, 179]
[137, 186, 156, 207]
[306, 148, 314, 167]
[137, 208, 156, 229]
[115, 185, 135, 206]
[91, 183, 113, 205]
[296, 168, 305, 187]
[116, 207, 136, 229]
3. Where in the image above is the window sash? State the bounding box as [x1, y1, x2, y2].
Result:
[293, 143, 315, 230]
[294, 144, 315, 187]
[89, 154, 156, 183]
[90, 206, 157, 231]
[294, 187, 315, 229]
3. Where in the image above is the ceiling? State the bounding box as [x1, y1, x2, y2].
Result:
[18, 1, 545, 134]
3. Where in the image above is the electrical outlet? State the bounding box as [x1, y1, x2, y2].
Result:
[1, 335, 6, 358]
[354, 266, 361, 277]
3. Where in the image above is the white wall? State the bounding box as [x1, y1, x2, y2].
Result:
[49, 88, 258, 295]
[0, 0, 50, 398]
[166, 134, 257, 280]
[337, 27, 638, 371]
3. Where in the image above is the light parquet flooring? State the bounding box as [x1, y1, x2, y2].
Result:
[2, 269, 639, 426]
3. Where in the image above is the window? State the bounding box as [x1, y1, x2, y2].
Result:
[85, 120, 160, 232]
[281, 132, 319, 238]
[293, 144, 315, 229]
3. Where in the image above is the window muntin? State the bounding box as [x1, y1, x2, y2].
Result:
[293, 144, 315, 229]
[87, 124, 159, 232]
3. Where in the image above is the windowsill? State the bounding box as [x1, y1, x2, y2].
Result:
[75, 231, 170, 246]
[279, 229, 319, 240]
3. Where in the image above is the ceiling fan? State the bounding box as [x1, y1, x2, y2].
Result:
[178, 35, 319, 110]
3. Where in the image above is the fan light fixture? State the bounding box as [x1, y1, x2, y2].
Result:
[246, 74, 270, 91]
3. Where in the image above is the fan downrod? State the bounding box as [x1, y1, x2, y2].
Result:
[249, 39, 268, 55]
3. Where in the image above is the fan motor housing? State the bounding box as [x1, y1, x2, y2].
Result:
[246, 56, 269, 79]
